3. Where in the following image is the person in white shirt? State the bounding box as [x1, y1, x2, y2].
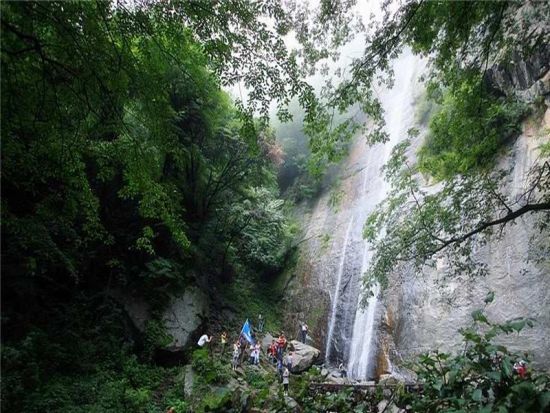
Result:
[254, 343, 261, 364]
[285, 352, 293, 370]
[282, 367, 290, 396]
[197, 334, 212, 347]
[301, 323, 308, 343]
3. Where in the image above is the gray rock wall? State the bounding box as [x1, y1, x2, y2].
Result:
[113, 285, 210, 355]
[383, 109, 550, 372]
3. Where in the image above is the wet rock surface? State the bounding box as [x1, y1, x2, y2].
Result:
[162, 286, 210, 350]
[484, 46, 550, 103]
[382, 110, 550, 373]
[288, 340, 321, 373]
[113, 285, 210, 355]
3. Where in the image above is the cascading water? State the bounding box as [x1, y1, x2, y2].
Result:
[347, 245, 380, 379]
[324, 50, 426, 379]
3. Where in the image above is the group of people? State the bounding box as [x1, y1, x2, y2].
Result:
[231, 340, 262, 369]
[197, 315, 308, 397]
[265, 332, 293, 394]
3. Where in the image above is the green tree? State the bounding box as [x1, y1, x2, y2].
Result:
[1, 2, 299, 411]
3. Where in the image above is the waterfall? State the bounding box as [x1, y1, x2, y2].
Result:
[325, 217, 355, 362]
[348, 51, 424, 379]
[322, 50, 425, 378]
[347, 244, 379, 378]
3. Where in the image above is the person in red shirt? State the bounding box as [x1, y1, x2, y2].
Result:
[276, 333, 287, 360]
[268, 339, 277, 363]
[514, 360, 527, 378]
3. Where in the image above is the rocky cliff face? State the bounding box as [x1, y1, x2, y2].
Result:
[383, 49, 550, 374]
[382, 109, 550, 375]
[286, 50, 550, 378]
[113, 284, 210, 364]
[484, 44, 550, 104]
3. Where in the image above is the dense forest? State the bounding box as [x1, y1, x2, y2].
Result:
[2, 2, 298, 411]
[2, 1, 549, 412]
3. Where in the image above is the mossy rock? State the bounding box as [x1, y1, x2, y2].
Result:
[202, 387, 232, 411]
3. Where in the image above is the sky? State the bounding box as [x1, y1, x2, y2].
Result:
[227, 0, 396, 117]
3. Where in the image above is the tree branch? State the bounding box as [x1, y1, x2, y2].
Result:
[430, 202, 550, 255]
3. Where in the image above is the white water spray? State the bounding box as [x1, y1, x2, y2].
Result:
[345, 51, 425, 379]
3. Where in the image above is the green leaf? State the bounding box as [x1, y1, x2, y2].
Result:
[472, 388, 483, 402]
[487, 371, 501, 381]
[484, 291, 495, 304]
[508, 320, 526, 332]
[471, 309, 489, 324]
[540, 392, 550, 408]
[502, 359, 512, 378]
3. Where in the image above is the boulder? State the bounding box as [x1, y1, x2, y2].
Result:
[326, 376, 345, 385]
[113, 285, 209, 354]
[284, 396, 302, 412]
[110, 290, 150, 333]
[162, 286, 209, 350]
[377, 400, 400, 413]
[288, 340, 321, 373]
[378, 374, 403, 386]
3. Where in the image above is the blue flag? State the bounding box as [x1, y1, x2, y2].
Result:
[240, 319, 255, 344]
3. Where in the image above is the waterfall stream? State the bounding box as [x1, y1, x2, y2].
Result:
[324, 51, 426, 379]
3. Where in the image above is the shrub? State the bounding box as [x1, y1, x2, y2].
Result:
[399, 295, 550, 413]
[191, 349, 230, 385]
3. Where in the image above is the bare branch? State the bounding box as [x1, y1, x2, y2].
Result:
[429, 202, 550, 256]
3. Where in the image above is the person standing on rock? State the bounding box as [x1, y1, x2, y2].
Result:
[300, 322, 308, 343]
[276, 333, 287, 360]
[339, 361, 347, 379]
[285, 352, 293, 371]
[254, 342, 261, 365]
[220, 331, 228, 357]
[277, 358, 284, 382]
[282, 367, 290, 396]
[268, 339, 277, 364]
[258, 313, 264, 332]
[251, 345, 258, 365]
[232, 341, 240, 371]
